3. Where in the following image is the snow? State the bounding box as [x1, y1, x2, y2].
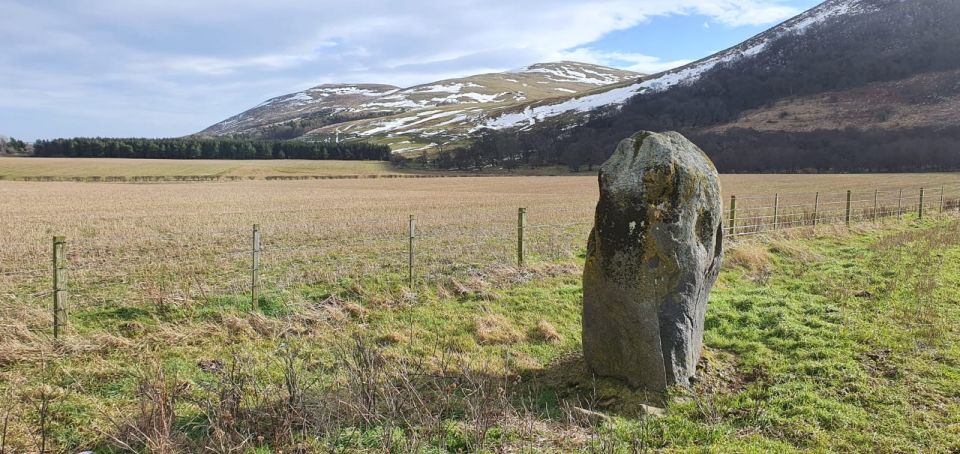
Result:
[555, 88, 576, 93]
[481, 83, 647, 130]
[789, 0, 872, 33]
[361, 99, 424, 110]
[431, 92, 507, 104]
[518, 64, 624, 85]
[309, 86, 386, 96]
[481, 0, 874, 131]
[405, 82, 481, 94]
[360, 110, 464, 136]
[288, 92, 313, 102]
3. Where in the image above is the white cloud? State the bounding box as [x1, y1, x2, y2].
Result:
[557, 48, 692, 75]
[0, 0, 803, 139]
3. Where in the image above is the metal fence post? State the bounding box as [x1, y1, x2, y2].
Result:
[813, 192, 819, 226]
[845, 190, 852, 226]
[408, 215, 416, 287]
[919, 188, 925, 220]
[729, 195, 737, 236]
[52, 236, 67, 341]
[773, 193, 780, 230]
[517, 208, 526, 268]
[251, 224, 260, 311]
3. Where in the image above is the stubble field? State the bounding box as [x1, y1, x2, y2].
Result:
[1, 173, 959, 452]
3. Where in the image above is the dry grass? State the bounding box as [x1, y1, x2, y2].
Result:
[0, 174, 957, 358]
[473, 314, 523, 345]
[0, 157, 405, 179]
[0, 174, 958, 452]
[726, 243, 772, 277]
[530, 320, 563, 343]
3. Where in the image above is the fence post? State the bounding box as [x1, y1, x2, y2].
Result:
[52, 236, 67, 341]
[845, 190, 852, 226]
[773, 194, 779, 230]
[517, 208, 526, 268]
[940, 185, 945, 213]
[408, 215, 416, 287]
[729, 195, 737, 236]
[813, 192, 819, 226]
[898, 189, 903, 220]
[873, 189, 879, 222]
[251, 224, 260, 311]
[919, 188, 925, 220]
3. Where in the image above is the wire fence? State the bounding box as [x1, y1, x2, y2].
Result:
[1, 182, 959, 340]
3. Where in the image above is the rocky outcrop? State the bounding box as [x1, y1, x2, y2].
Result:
[582, 131, 723, 390]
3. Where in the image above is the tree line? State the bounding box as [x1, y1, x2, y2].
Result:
[30, 137, 391, 161]
[0, 136, 28, 154]
[427, 125, 960, 174]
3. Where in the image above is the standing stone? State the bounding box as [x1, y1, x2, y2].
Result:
[582, 131, 723, 390]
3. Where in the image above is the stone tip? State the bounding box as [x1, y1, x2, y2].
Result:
[630, 131, 653, 152]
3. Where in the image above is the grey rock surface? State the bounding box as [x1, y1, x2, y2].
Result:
[582, 131, 723, 390]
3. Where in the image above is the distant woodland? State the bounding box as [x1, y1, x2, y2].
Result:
[0, 136, 28, 154]
[31, 138, 391, 161]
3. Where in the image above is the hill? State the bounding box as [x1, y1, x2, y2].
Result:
[465, 0, 960, 172]
[199, 62, 639, 153]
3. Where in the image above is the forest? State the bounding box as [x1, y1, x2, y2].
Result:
[428, 126, 960, 173]
[30, 137, 391, 161]
[0, 136, 28, 154]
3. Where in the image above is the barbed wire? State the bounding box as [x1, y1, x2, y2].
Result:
[3, 182, 959, 296]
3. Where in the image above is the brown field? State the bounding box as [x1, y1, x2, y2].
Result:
[1, 173, 960, 451]
[0, 157, 405, 179]
[2, 173, 959, 294]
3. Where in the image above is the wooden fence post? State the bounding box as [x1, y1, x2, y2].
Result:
[52, 236, 67, 341]
[813, 192, 819, 226]
[919, 188, 925, 220]
[729, 195, 737, 236]
[408, 215, 416, 287]
[845, 190, 852, 226]
[251, 224, 260, 311]
[873, 189, 879, 222]
[773, 194, 780, 230]
[898, 189, 903, 220]
[517, 208, 526, 268]
[940, 185, 945, 213]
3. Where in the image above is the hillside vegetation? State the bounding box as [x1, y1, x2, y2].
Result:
[199, 62, 639, 153]
[456, 0, 960, 173]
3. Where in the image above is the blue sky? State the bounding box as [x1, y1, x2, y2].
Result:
[0, 0, 821, 141]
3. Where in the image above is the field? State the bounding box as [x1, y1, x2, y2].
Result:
[1, 174, 959, 452]
[0, 157, 405, 180]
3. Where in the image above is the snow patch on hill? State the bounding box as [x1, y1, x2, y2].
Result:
[482, 0, 876, 131]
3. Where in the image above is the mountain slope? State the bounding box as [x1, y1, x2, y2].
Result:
[478, 0, 877, 131]
[199, 62, 639, 150]
[471, 0, 960, 172]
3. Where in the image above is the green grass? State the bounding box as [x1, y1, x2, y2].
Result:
[3, 219, 959, 452]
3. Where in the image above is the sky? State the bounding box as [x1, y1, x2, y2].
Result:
[0, 0, 821, 141]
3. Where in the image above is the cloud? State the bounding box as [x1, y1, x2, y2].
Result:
[0, 0, 803, 139]
[557, 48, 692, 75]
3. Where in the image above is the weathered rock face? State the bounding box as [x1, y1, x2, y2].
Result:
[582, 131, 723, 390]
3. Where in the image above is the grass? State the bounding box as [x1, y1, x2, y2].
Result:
[1, 177, 959, 451]
[0, 157, 406, 180]
[0, 223, 956, 451]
